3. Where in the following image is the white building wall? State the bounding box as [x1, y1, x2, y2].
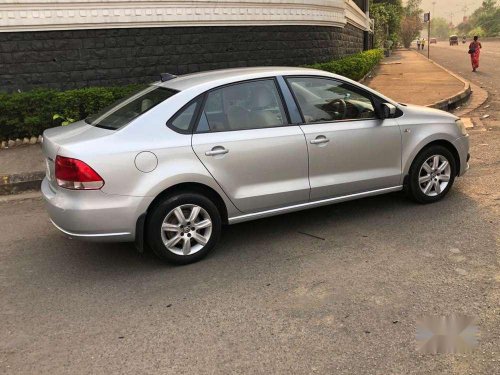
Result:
[0, 0, 371, 32]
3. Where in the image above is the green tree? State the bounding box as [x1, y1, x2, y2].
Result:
[370, 0, 403, 48]
[467, 26, 486, 38]
[400, 0, 423, 48]
[476, 1, 500, 35]
[456, 21, 472, 36]
[403, 0, 423, 17]
[431, 17, 452, 39]
[466, 0, 500, 36]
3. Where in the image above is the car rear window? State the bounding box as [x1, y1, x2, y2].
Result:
[85, 86, 178, 130]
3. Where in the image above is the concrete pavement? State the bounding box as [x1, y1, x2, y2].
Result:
[0, 145, 44, 176]
[366, 50, 469, 109]
[0, 145, 45, 195]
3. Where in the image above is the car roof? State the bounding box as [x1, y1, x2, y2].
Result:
[153, 66, 398, 107]
[157, 66, 331, 91]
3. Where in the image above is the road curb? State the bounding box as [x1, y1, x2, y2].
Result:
[419, 52, 472, 111]
[454, 82, 489, 117]
[0, 171, 45, 195]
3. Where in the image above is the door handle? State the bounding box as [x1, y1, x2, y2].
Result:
[205, 147, 229, 157]
[310, 136, 330, 145]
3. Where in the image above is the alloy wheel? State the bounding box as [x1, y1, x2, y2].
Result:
[161, 204, 212, 256]
[418, 154, 452, 197]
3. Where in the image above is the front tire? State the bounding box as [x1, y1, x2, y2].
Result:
[147, 193, 222, 264]
[406, 145, 457, 204]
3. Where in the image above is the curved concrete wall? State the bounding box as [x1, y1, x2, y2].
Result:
[0, 0, 371, 32]
[0, 1, 372, 92]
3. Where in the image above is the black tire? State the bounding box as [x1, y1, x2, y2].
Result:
[146, 193, 222, 265]
[406, 145, 457, 204]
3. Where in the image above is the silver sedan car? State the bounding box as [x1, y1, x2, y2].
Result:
[42, 67, 470, 264]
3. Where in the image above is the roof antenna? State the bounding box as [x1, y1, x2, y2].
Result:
[160, 73, 177, 82]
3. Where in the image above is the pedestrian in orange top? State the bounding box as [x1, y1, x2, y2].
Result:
[469, 36, 482, 72]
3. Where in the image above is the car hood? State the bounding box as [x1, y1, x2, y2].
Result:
[399, 103, 458, 122]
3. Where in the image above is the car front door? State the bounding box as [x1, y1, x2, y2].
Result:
[286, 76, 402, 200]
[191, 79, 310, 213]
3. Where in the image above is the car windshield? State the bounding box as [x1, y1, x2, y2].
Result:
[85, 86, 178, 130]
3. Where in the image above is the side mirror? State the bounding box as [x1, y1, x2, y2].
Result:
[382, 103, 397, 119]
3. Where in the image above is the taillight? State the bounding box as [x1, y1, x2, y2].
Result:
[55, 155, 104, 190]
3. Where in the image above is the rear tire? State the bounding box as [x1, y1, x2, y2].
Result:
[147, 193, 221, 264]
[406, 145, 457, 204]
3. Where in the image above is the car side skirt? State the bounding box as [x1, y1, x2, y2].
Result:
[228, 186, 404, 224]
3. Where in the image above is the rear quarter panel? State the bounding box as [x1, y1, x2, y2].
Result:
[55, 92, 241, 218]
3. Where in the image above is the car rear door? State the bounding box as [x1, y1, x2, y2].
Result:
[286, 76, 402, 200]
[191, 78, 310, 213]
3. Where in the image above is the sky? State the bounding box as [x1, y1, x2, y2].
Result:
[403, 0, 485, 25]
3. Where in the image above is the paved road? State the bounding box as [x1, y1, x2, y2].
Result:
[424, 39, 500, 70]
[418, 39, 500, 128]
[1, 50, 499, 373]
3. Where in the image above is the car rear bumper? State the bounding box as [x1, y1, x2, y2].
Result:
[41, 178, 152, 242]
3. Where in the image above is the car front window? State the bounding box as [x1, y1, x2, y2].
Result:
[287, 77, 376, 123]
[85, 86, 178, 130]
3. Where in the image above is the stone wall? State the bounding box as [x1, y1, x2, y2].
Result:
[0, 24, 365, 92]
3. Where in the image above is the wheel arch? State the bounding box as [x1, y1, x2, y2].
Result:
[147, 182, 229, 224]
[134, 182, 230, 253]
[403, 139, 461, 186]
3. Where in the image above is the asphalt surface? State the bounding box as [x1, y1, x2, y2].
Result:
[423, 39, 500, 89]
[418, 39, 500, 126]
[1, 49, 499, 374]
